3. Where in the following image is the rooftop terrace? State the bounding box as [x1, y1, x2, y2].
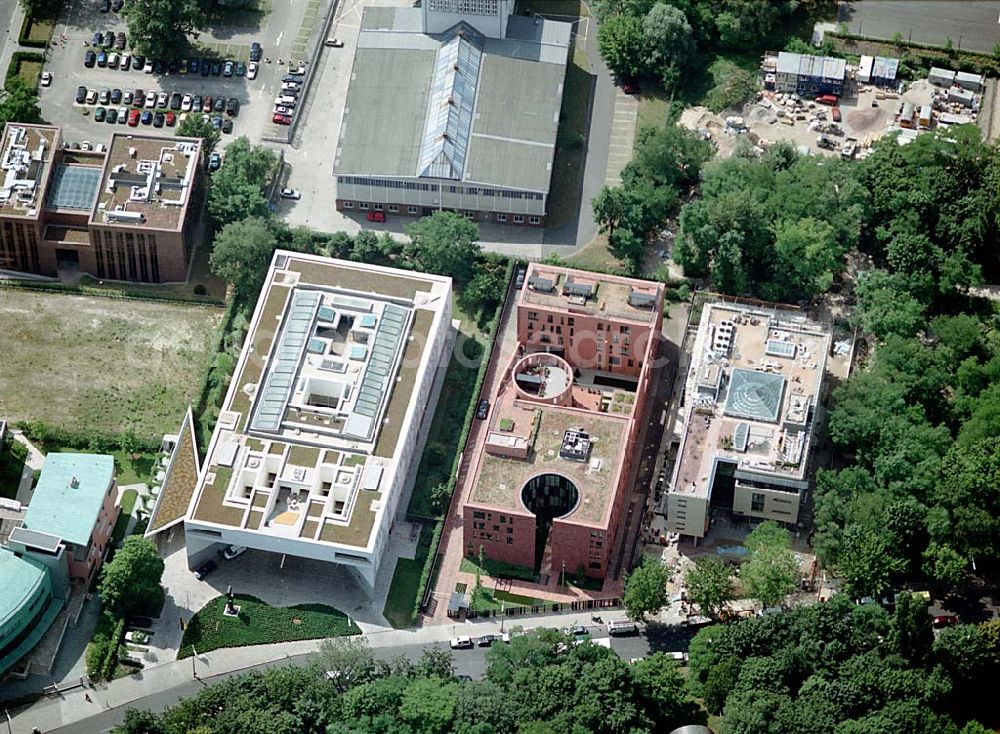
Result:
[90, 134, 200, 231]
[519, 263, 661, 323]
[0, 124, 58, 219]
[671, 303, 843, 500]
[188, 252, 451, 551]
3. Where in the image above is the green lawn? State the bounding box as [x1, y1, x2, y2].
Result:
[16, 60, 43, 88]
[109, 488, 139, 547]
[469, 588, 544, 613]
[460, 556, 536, 583]
[24, 17, 55, 45]
[383, 523, 434, 628]
[178, 594, 360, 657]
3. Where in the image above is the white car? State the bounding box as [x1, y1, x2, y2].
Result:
[144, 90, 157, 108]
[117, 106, 128, 123]
[86, 89, 98, 104]
[40, 72, 52, 87]
[81, 141, 92, 151]
[279, 187, 301, 200]
[247, 61, 258, 80]
[289, 63, 306, 75]
[222, 545, 247, 560]
[273, 105, 294, 116]
[144, 59, 154, 73]
[449, 636, 474, 650]
[325, 38, 344, 48]
[181, 94, 193, 112]
[274, 96, 296, 107]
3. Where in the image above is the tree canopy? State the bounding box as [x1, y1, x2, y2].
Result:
[177, 114, 221, 157]
[623, 555, 672, 621]
[122, 0, 204, 61]
[403, 211, 481, 283]
[98, 536, 164, 618]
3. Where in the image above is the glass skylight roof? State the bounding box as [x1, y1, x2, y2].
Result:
[723, 369, 786, 424]
[417, 24, 484, 180]
[46, 164, 101, 210]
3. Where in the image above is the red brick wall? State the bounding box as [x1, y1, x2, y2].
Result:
[463, 505, 536, 571]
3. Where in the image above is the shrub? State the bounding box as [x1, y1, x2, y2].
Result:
[5, 51, 45, 89]
[86, 639, 110, 678]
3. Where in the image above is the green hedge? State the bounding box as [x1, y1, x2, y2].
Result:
[409, 258, 515, 624]
[190, 296, 245, 454]
[827, 32, 1000, 76]
[15, 420, 160, 455]
[5, 51, 45, 90]
[0, 278, 224, 306]
[87, 610, 125, 681]
[17, 14, 53, 48]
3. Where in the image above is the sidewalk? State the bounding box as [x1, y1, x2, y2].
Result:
[12, 430, 45, 505]
[8, 608, 672, 734]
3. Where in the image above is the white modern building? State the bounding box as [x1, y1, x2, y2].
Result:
[177, 252, 453, 593]
[665, 302, 849, 540]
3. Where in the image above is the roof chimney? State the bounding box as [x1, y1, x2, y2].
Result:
[69, 476, 79, 489]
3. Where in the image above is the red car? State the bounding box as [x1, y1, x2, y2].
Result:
[272, 113, 292, 125]
[165, 112, 176, 127]
[831, 107, 842, 122]
[366, 210, 385, 223]
[127, 108, 140, 127]
[932, 614, 958, 628]
[815, 94, 838, 106]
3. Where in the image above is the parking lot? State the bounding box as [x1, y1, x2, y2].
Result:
[37, 0, 334, 149]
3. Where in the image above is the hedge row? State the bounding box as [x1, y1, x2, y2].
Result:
[5, 51, 45, 90]
[410, 259, 515, 623]
[0, 278, 225, 306]
[16, 420, 160, 455]
[828, 32, 1000, 76]
[17, 14, 51, 48]
[190, 296, 244, 453]
[86, 611, 125, 681]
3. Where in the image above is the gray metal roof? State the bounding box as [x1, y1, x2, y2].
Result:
[776, 51, 846, 81]
[335, 6, 569, 194]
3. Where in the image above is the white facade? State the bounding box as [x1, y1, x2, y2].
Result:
[423, 0, 515, 37]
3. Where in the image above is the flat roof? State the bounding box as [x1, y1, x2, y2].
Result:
[670, 303, 843, 501]
[22, 453, 114, 547]
[335, 7, 569, 194]
[187, 252, 452, 551]
[519, 262, 663, 324]
[776, 51, 846, 80]
[46, 164, 102, 211]
[0, 124, 59, 219]
[90, 134, 200, 231]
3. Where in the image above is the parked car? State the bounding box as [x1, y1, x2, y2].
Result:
[103, 31, 115, 47]
[281, 81, 301, 92]
[144, 90, 156, 108]
[211, 96, 223, 113]
[181, 93, 193, 112]
[107, 52, 119, 69]
[235, 61, 246, 77]
[86, 89, 98, 104]
[132, 55, 145, 70]
[193, 559, 217, 580]
[514, 265, 526, 288]
[222, 60, 234, 77]
[366, 209, 385, 223]
[247, 61, 258, 80]
[225, 97, 239, 116]
[250, 41, 262, 62]
[96, 51, 107, 68]
[84, 50, 96, 67]
[115, 32, 126, 50]
[272, 112, 292, 125]
[127, 108, 140, 126]
[110, 88, 122, 103]
[289, 63, 306, 76]
[274, 95, 297, 107]
[221, 118, 233, 134]
[94, 106, 107, 122]
[140, 110, 153, 125]
[831, 106, 842, 122]
[105, 108, 118, 123]
[112, 0, 123, 10]
[133, 88, 144, 104]
[122, 90, 133, 104]
[325, 38, 344, 48]
[475, 399, 489, 419]
[210, 61, 221, 76]
[153, 111, 164, 127]
[170, 93, 182, 110]
[153, 59, 165, 75]
[98, 88, 110, 104]
[126, 616, 154, 629]
[192, 95, 202, 111]
[99, 0, 110, 13]
[156, 91, 167, 108]
[75, 86, 88, 103]
[211, 116, 222, 130]
[449, 636, 474, 650]
[165, 111, 176, 126]
[815, 94, 838, 106]
[187, 58, 199, 74]
[201, 95, 213, 113]
[222, 545, 247, 560]
[120, 52, 131, 71]
[143, 59, 154, 74]
[273, 105, 294, 116]
[117, 106, 128, 123]
[279, 188, 301, 200]
[475, 635, 497, 647]
[200, 59, 211, 76]
[167, 60, 178, 75]
[208, 152, 221, 171]
[932, 614, 959, 629]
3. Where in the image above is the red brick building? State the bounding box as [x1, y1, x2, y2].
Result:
[459, 264, 664, 581]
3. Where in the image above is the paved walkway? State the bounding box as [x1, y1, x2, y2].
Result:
[604, 87, 639, 187]
[7, 607, 678, 734]
[12, 430, 46, 505]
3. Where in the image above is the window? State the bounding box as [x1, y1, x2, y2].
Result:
[408, 206, 419, 214]
[359, 202, 369, 210]
[343, 201, 354, 209]
[609, 356, 620, 366]
[620, 325, 630, 334]
[589, 562, 602, 570]
[373, 203, 383, 211]
[513, 215, 524, 224]
[751, 493, 766, 512]
[507, 537, 513, 544]
[473, 511, 486, 519]
[496, 213, 507, 223]
[463, 211, 475, 220]
[528, 311, 539, 321]
[388, 204, 399, 213]
[529, 216, 540, 224]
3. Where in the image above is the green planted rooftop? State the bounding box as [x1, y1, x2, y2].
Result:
[23, 453, 114, 546]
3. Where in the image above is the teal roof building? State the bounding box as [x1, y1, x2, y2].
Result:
[0, 548, 65, 674]
[22, 453, 115, 546]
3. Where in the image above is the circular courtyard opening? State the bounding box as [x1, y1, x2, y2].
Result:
[521, 474, 580, 572]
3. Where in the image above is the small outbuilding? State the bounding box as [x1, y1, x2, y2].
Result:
[929, 67, 956, 87]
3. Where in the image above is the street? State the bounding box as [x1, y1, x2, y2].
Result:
[38, 621, 696, 734]
[837, 0, 1000, 53]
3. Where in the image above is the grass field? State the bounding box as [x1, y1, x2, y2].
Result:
[383, 524, 433, 628]
[460, 555, 536, 582]
[24, 17, 55, 45]
[0, 289, 223, 437]
[178, 594, 360, 657]
[16, 60, 43, 88]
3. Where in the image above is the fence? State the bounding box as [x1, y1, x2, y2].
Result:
[460, 596, 623, 621]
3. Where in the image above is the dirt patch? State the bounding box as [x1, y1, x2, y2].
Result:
[844, 107, 882, 134]
[0, 289, 223, 436]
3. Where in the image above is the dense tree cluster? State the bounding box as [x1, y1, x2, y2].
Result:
[0, 77, 42, 127]
[592, 123, 712, 272]
[675, 142, 867, 302]
[687, 595, 1000, 734]
[113, 632, 705, 734]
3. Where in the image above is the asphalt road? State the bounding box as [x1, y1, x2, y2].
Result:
[837, 0, 1000, 53]
[47, 624, 696, 734]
